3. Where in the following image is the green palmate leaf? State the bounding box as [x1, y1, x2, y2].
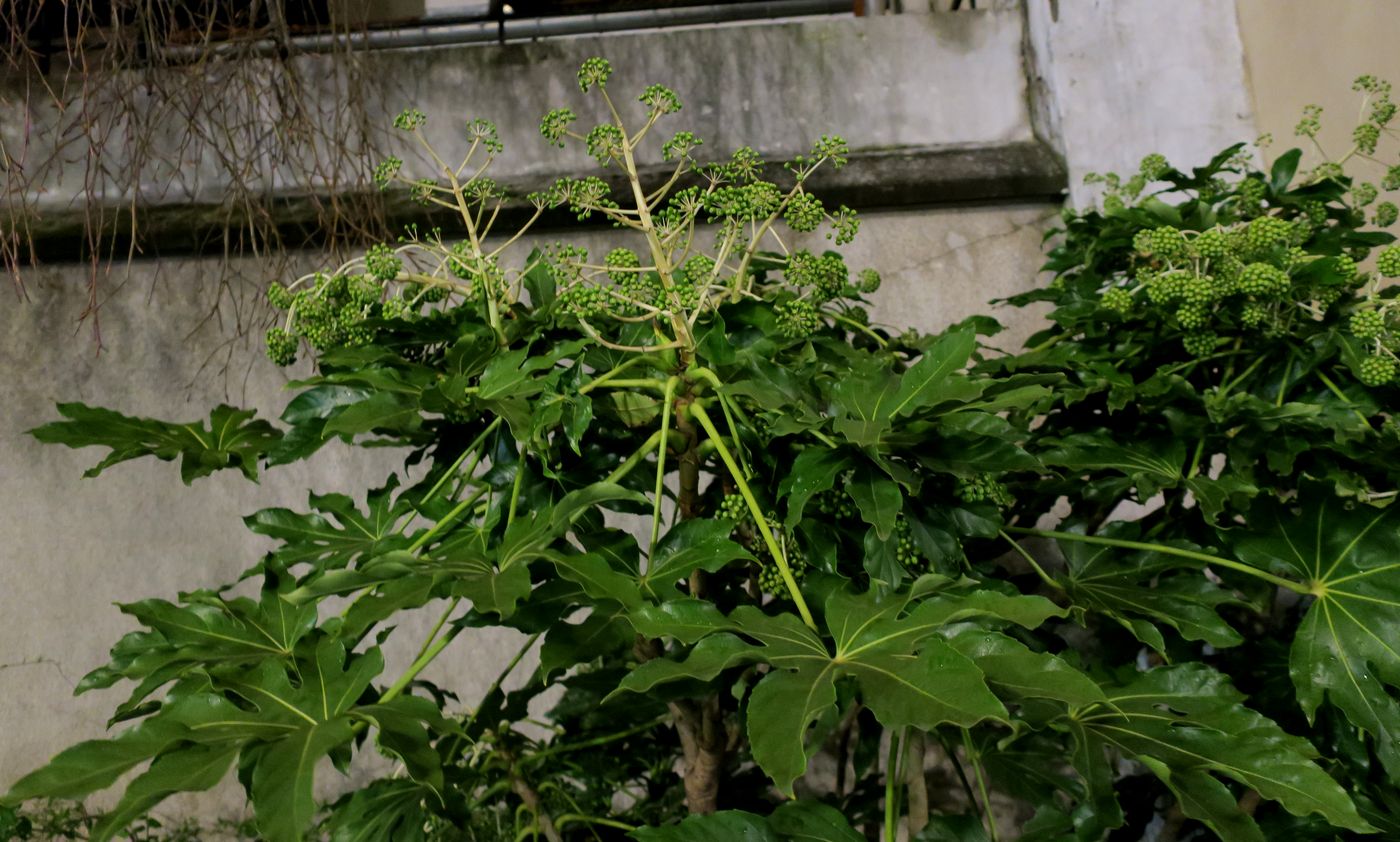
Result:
[1056, 531, 1244, 651]
[620, 582, 1060, 793]
[322, 391, 421, 436]
[246, 478, 414, 571]
[1227, 484, 1400, 776]
[827, 331, 978, 447]
[30, 403, 282, 483]
[765, 801, 864, 841]
[942, 627, 1104, 705]
[1040, 432, 1185, 498]
[226, 643, 388, 842]
[779, 448, 852, 528]
[1069, 664, 1371, 833]
[847, 464, 902, 541]
[0, 717, 187, 806]
[630, 811, 778, 842]
[88, 744, 239, 842]
[888, 328, 978, 416]
[640, 519, 753, 597]
[1138, 758, 1264, 842]
[323, 779, 429, 842]
[912, 815, 990, 842]
[78, 585, 317, 714]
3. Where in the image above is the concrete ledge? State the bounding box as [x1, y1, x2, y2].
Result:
[21, 140, 1064, 260]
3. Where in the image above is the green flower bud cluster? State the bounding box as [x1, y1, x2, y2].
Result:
[1353, 123, 1381, 155]
[1359, 354, 1397, 387]
[365, 244, 402, 282]
[808, 135, 850, 169]
[585, 123, 624, 165]
[267, 282, 293, 309]
[559, 176, 618, 221]
[1139, 153, 1169, 181]
[409, 178, 436, 206]
[1383, 166, 1400, 192]
[858, 269, 882, 294]
[539, 108, 576, 147]
[1354, 182, 1380, 206]
[1143, 226, 1188, 260]
[814, 487, 857, 521]
[783, 192, 825, 233]
[1376, 202, 1399, 228]
[1176, 304, 1209, 330]
[1380, 246, 1400, 277]
[676, 255, 714, 295]
[1243, 217, 1292, 253]
[393, 108, 426, 131]
[1181, 330, 1219, 357]
[757, 551, 808, 598]
[1194, 228, 1231, 259]
[577, 57, 612, 92]
[719, 493, 751, 524]
[1295, 104, 1323, 138]
[264, 327, 298, 367]
[1350, 308, 1386, 340]
[1100, 287, 1133, 313]
[1238, 263, 1289, 297]
[774, 299, 822, 339]
[955, 473, 1013, 508]
[373, 157, 402, 191]
[662, 131, 702, 162]
[893, 517, 928, 575]
[703, 183, 782, 220]
[605, 248, 641, 283]
[264, 268, 399, 364]
[1237, 178, 1267, 217]
[639, 84, 681, 115]
[559, 284, 609, 318]
[786, 251, 848, 301]
[828, 206, 860, 245]
[466, 118, 504, 154]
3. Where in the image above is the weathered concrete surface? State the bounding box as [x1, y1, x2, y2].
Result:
[1235, 0, 1400, 206]
[0, 201, 1055, 818]
[1025, 0, 1259, 207]
[6, 8, 1064, 257]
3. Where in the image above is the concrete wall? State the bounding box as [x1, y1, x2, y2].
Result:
[16, 0, 1395, 826]
[0, 201, 1056, 817]
[1235, 0, 1400, 205]
[1025, 0, 1258, 207]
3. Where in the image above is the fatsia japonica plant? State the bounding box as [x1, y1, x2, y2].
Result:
[4, 60, 1399, 842]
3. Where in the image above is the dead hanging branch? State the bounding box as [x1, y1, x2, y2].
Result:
[0, 0, 400, 348]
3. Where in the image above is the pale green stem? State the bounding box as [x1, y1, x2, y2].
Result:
[830, 311, 889, 348]
[884, 727, 905, 842]
[1004, 526, 1309, 594]
[997, 530, 1064, 592]
[578, 356, 651, 395]
[689, 367, 751, 477]
[408, 482, 491, 554]
[605, 430, 664, 486]
[463, 631, 543, 732]
[420, 418, 502, 505]
[508, 450, 526, 528]
[689, 400, 817, 629]
[649, 377, 680, 557]
[554, 815, 636, 833]
[1315, 369, 1372, 425]
[589, 378, 670, 392]
[527, 716, 667, 763]
[963, 727, 1000, 842]
[381, 623, 462, 704]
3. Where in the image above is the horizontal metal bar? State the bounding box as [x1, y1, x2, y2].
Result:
[161, 0, 854, 60]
